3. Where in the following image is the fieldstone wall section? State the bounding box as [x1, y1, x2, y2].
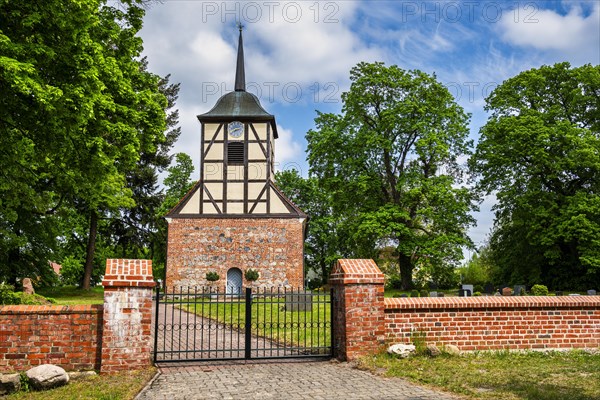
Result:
[385, 296, 600, 351]
[329, 259, 385, 361]
[0, 305, 102, 372]
[165, 217, 304, 290]
[101, 259, 155, 374]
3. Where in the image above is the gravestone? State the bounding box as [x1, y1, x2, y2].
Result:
[555, 291, 563, 296]
[285, 291, 313, 311]
[458, 288, 471, 297]
[461, 284, 474, 296]
[430, 291, 438, 297]
[588, 290, 597, 296]
[513, 285, 526, 296]
[22, 278, 34, 295]
[484, 283, 494, 295]
[428, 282, 438, 290]
[438, 292, 444, 297]
[501, 287, 512, 296]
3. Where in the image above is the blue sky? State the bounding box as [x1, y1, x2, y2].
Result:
[139, 1, 600, 257]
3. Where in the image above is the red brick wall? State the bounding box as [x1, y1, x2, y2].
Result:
[166, 217, 304, 290]
[330, 260, 386, 361]
[385, 297, 600, 351]
[0, 305, 102, 372]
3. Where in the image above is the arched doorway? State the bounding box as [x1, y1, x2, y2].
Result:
[226, 268, 243, 295]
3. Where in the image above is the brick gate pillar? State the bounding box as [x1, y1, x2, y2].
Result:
[329, 259, 385, 361]
[101, 259, 156, 374]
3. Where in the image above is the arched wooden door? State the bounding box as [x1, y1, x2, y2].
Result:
[226, 268, 242, 295]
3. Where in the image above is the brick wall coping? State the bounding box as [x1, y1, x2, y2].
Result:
[329, 259, 385, 284]
[102, 259, 156, 288]
[385, 296, 600, 310]
[0, 304, 102, 315]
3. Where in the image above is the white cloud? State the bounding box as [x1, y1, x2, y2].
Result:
[498, 4, 600, 63]
[274, 125, 303, 168]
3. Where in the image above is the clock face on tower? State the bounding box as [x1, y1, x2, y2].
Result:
[228, 121, 243, 138]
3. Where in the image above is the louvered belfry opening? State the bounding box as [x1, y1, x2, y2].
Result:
[227, 141, 244, 165]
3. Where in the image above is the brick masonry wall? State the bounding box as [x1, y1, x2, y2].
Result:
[385, 297, 600, 351]
[0, 305, 102, 372]
[166, 218, 304, 290]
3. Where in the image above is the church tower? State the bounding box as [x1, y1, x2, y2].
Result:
[165, 28, 307, 292]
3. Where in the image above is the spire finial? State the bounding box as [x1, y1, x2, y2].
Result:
[234, 24, 246, 92]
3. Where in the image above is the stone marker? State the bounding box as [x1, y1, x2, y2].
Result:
[513, 285, 526, 296]
[502, 287, 512, 296]
[26, 364, 69, 391]
[387, 343, 416, 358]
[430, 291, 438, 297]
[461, 284, 474, 296]
[484, 283, 494, 294]
[22, 278, 34, 295]
[458, 288, 471, 297]
[588, 290, 597, 296]
[285, 291, 313, 311]
[426, 344, 441, 357]
[0, 373, 21, 395]
[438, 292, 445, 297]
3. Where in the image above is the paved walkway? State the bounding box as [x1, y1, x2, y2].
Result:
[136, 359, 459, 400]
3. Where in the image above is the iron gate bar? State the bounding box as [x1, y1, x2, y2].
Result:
[153, 286, 333, 363]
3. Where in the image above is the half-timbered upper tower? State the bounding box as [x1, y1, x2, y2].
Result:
[165, 28, 306, 292]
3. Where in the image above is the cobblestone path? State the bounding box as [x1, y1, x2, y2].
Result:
[136, 359, 460, 400]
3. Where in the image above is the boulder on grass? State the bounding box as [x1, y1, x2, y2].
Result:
[0, 373, 21, 395]
[387, 343, 416, 358]
[444, 344, 461, 356]
[426, 344, 441, 357]
[26, 364, 69, 390]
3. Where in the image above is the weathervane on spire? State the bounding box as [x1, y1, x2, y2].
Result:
[237, 21, 244, 33]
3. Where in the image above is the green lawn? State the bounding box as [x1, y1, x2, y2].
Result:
[6, 368, 155, 400]
[181, 293, 332, 349]
[358, 350, 600, 400]
[36, 286, 104, 305]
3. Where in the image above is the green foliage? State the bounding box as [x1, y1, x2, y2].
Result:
[244, 269, 259, 281]
[410, 290, 419, 298]
[419, 289, 428, 298]
[205, 271, 220, 282]
[0, 284, 54, 305]
[471, 62, 600, 290]
[531, 284, 549, 296]
[460, 250, 492, 287]
[0, 0, 180, 288]
[305, 62, 477, 289]
[276, 169, 344, 283]
[0, 283, 18, 305]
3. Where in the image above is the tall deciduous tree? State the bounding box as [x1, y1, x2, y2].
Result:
[276, 170, 345, 284]
[471, 62, 600, 289]
[307, 62, 477, 289]
[0, 0, 173, 288]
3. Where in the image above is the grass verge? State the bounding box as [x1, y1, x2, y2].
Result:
[358, 350, 600, 400]
[36, 286, 104, 305]
[6, 368, 155, 400]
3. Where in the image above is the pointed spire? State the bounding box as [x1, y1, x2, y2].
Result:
[234, 24, 246, 92]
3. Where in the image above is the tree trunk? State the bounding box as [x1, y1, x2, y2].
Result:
[82, 210, 98, 290]
[398, 253, 413, 290]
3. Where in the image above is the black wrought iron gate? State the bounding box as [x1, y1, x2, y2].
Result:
[153, 287, 333, 362]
